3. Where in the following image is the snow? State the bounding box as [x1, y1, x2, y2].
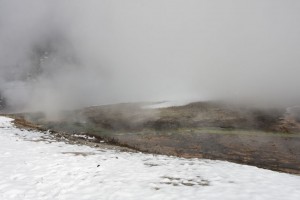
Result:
[143, 100, 193, 109]
[0, 116, 300, 200]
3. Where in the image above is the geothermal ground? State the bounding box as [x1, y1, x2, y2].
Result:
[11, 101, 300, 174]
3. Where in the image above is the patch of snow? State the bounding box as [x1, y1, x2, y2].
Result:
[73, 134, 96, 141]
[143, 100, 193, 109]
[0, 116, 300, 200]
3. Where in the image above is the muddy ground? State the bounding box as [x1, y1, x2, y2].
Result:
[114, 131, 300, 174]
[6, 101, 300, 174]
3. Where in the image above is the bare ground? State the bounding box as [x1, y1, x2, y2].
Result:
[6, 101, 300, 174]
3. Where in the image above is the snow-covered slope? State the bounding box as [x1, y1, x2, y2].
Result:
[0, 116, 299, 200]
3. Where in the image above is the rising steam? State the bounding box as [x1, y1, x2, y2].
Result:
[1, 0, 300, 114]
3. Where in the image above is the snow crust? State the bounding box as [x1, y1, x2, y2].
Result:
[0, 116, 300, 200]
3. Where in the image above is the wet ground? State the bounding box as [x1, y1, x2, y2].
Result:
[11, 116, 300, 174]
[6, 101, 300, 174]
[113, 130, 300, 174]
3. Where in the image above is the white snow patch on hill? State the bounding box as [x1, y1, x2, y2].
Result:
[143, 100, 193, 109]
[0, 116, 300, 200]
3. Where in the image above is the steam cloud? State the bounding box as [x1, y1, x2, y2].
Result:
[1, 0, 300, 114]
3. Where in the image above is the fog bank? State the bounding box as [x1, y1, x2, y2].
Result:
[1, 0, 300, 113]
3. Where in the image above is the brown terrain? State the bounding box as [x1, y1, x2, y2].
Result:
[6, 101, 300, 174]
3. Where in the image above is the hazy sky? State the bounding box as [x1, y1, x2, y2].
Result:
[0, 0, 300, 113]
